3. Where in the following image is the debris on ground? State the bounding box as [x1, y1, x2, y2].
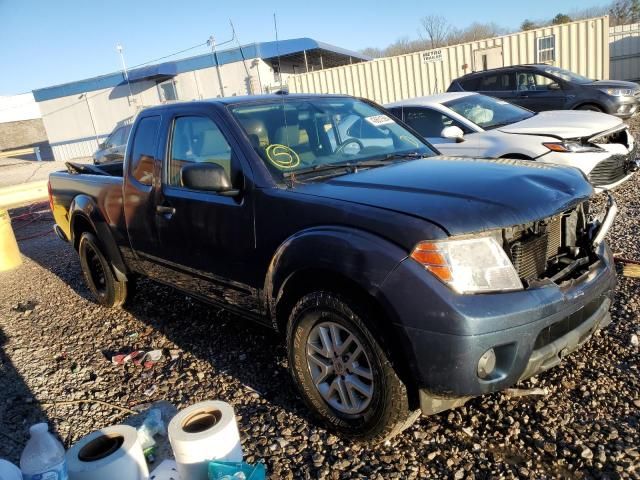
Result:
[503, 387, 550, 398]
[111, 349, 163, 369]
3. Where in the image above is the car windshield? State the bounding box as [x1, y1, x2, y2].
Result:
[444, 94, 534, 130]
[229, 97, 436, 181]
[541, 66, 593, 84]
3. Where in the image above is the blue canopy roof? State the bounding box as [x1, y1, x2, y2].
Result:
[33, 38, 370, 102]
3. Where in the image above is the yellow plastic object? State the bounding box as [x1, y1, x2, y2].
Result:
[0, 209, 22, 272]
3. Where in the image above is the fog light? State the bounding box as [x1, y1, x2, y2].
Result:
[618, 105, 629, 114]
[477, 348, 496, 379]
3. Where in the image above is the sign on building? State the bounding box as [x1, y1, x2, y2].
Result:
[423, 50, 443, 64]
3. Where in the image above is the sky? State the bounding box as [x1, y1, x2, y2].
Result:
[0, 0, 608, 95]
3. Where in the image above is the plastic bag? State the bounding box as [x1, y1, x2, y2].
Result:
[137, 408, 166, 449]
[208, 461, 266, 480]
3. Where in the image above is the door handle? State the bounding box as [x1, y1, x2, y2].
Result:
[156, 205, 175, 218]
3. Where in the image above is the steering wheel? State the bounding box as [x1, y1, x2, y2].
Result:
[335, 138, 364, 156]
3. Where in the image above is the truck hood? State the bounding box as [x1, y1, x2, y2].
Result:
[294, 157, 593, 236]
[497, 111, 623, 139]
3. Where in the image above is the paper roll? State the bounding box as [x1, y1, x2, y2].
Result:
[168, 401, 243, 480]
[66, 425, 149, 480]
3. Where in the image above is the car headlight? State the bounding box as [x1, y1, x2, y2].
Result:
[599, 87, 636, 97]
[543, 141, 602, 153]
[410, 237, 523, 294]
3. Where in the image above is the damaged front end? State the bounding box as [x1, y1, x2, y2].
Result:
[501, 194, 617, 288]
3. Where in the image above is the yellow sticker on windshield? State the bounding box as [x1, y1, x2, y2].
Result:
[265, 144, 301, 170]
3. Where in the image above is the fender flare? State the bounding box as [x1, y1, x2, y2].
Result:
[69, 195, 128, 281]
[264, 225, 409, 329]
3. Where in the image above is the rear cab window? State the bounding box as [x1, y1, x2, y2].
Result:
[129, 116, 161, 186]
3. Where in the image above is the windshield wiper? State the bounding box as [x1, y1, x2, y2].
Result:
[283, 158, 398, 178]
[379, 151, 426, 161]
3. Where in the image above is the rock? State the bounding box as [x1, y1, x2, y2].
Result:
[631, 334, 639, 346]
[581, 447, 594, 460]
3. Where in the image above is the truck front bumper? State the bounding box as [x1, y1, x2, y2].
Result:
[378, 242, 617, 415]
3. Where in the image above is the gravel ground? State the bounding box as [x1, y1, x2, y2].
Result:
[1, 131, 639, 479]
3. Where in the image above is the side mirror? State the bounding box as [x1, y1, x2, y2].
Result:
[180, 163, 239, 196]
[548, 82, 561, 90]
[441, 125, 465, 143]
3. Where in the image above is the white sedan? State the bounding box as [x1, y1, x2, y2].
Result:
[386, 92, 639, 190]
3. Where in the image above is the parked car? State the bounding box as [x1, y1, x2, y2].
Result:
[93, 124, 132, 164]
[448, 64, 640, 119]
[386, 92, 639, 190]
[49, 94, 617, 442]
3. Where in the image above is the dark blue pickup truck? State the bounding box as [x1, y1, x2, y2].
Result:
[48, 94, 617, 441]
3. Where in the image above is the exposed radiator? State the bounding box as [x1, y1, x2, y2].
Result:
[510, 215, 562, 280]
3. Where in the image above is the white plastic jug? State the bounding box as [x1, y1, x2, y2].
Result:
[20, 423, 68, 480]
[0, 459, 22, 480]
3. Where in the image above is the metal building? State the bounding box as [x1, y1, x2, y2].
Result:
[610, 21, 640, 81]
[33, 38, 369, 161]
[288, 16, 611, 104]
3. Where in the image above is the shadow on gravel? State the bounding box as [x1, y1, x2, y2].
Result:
[121, 278, 314, 422]
[0, 327, 51, 463]
[17, 211, 313, 425]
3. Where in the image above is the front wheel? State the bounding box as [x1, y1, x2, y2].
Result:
[78, 232, 128, 308]
[287, 291, 418, 442]
[576, 104, 603, 112]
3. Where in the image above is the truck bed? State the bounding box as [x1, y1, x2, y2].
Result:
[65, 161, 124, 177]
[49, 163, 125, 242]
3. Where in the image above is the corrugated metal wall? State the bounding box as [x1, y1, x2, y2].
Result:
[610, 22, 640, 81]
[288, 16, 610, 103]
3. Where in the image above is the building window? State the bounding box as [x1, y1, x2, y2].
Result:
[157, 79, 178, 102]
[537, 35, 555, 63]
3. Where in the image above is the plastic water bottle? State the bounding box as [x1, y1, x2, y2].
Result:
[20, 423, 68, 480]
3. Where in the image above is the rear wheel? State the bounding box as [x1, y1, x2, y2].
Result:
[78, 232, 128, 308]
[576, 104, 603, 112]
[287, 291, 418, 442]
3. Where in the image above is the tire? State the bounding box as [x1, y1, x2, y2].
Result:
[78, 232, 128, 308]
[576, 104, 603, 112]
[287, 291, 417, 442]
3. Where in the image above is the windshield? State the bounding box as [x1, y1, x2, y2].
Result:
[229, 97, 436, 181]
[541, 66, 593, 84]
[444, 94, 534, 130]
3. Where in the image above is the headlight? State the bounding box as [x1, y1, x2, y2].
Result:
[599, 87, 636, 97]
[543, 141, 602, 153]
[410, 237, 523, 294]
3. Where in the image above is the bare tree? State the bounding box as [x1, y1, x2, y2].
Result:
[360, 47, 384, 58]
[610, 0, 640, 25]
[448, 22, 507, 44]
[420, 15, 450, 49]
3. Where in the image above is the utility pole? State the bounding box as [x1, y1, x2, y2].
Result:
[116, 44, 135, 106]
[208, 35, 226, 97]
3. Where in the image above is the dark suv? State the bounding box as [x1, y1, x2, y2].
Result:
[448, 64, 640, 118]
[93, 123, 132, 164]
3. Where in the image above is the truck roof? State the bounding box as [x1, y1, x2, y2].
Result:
[140, 93, 352, 113]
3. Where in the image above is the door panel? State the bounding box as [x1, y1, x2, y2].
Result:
[473, 46, 503, 71]
[152, 112, 259, 313]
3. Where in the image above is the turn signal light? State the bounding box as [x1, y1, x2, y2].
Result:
[410, 242, 453, 282]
